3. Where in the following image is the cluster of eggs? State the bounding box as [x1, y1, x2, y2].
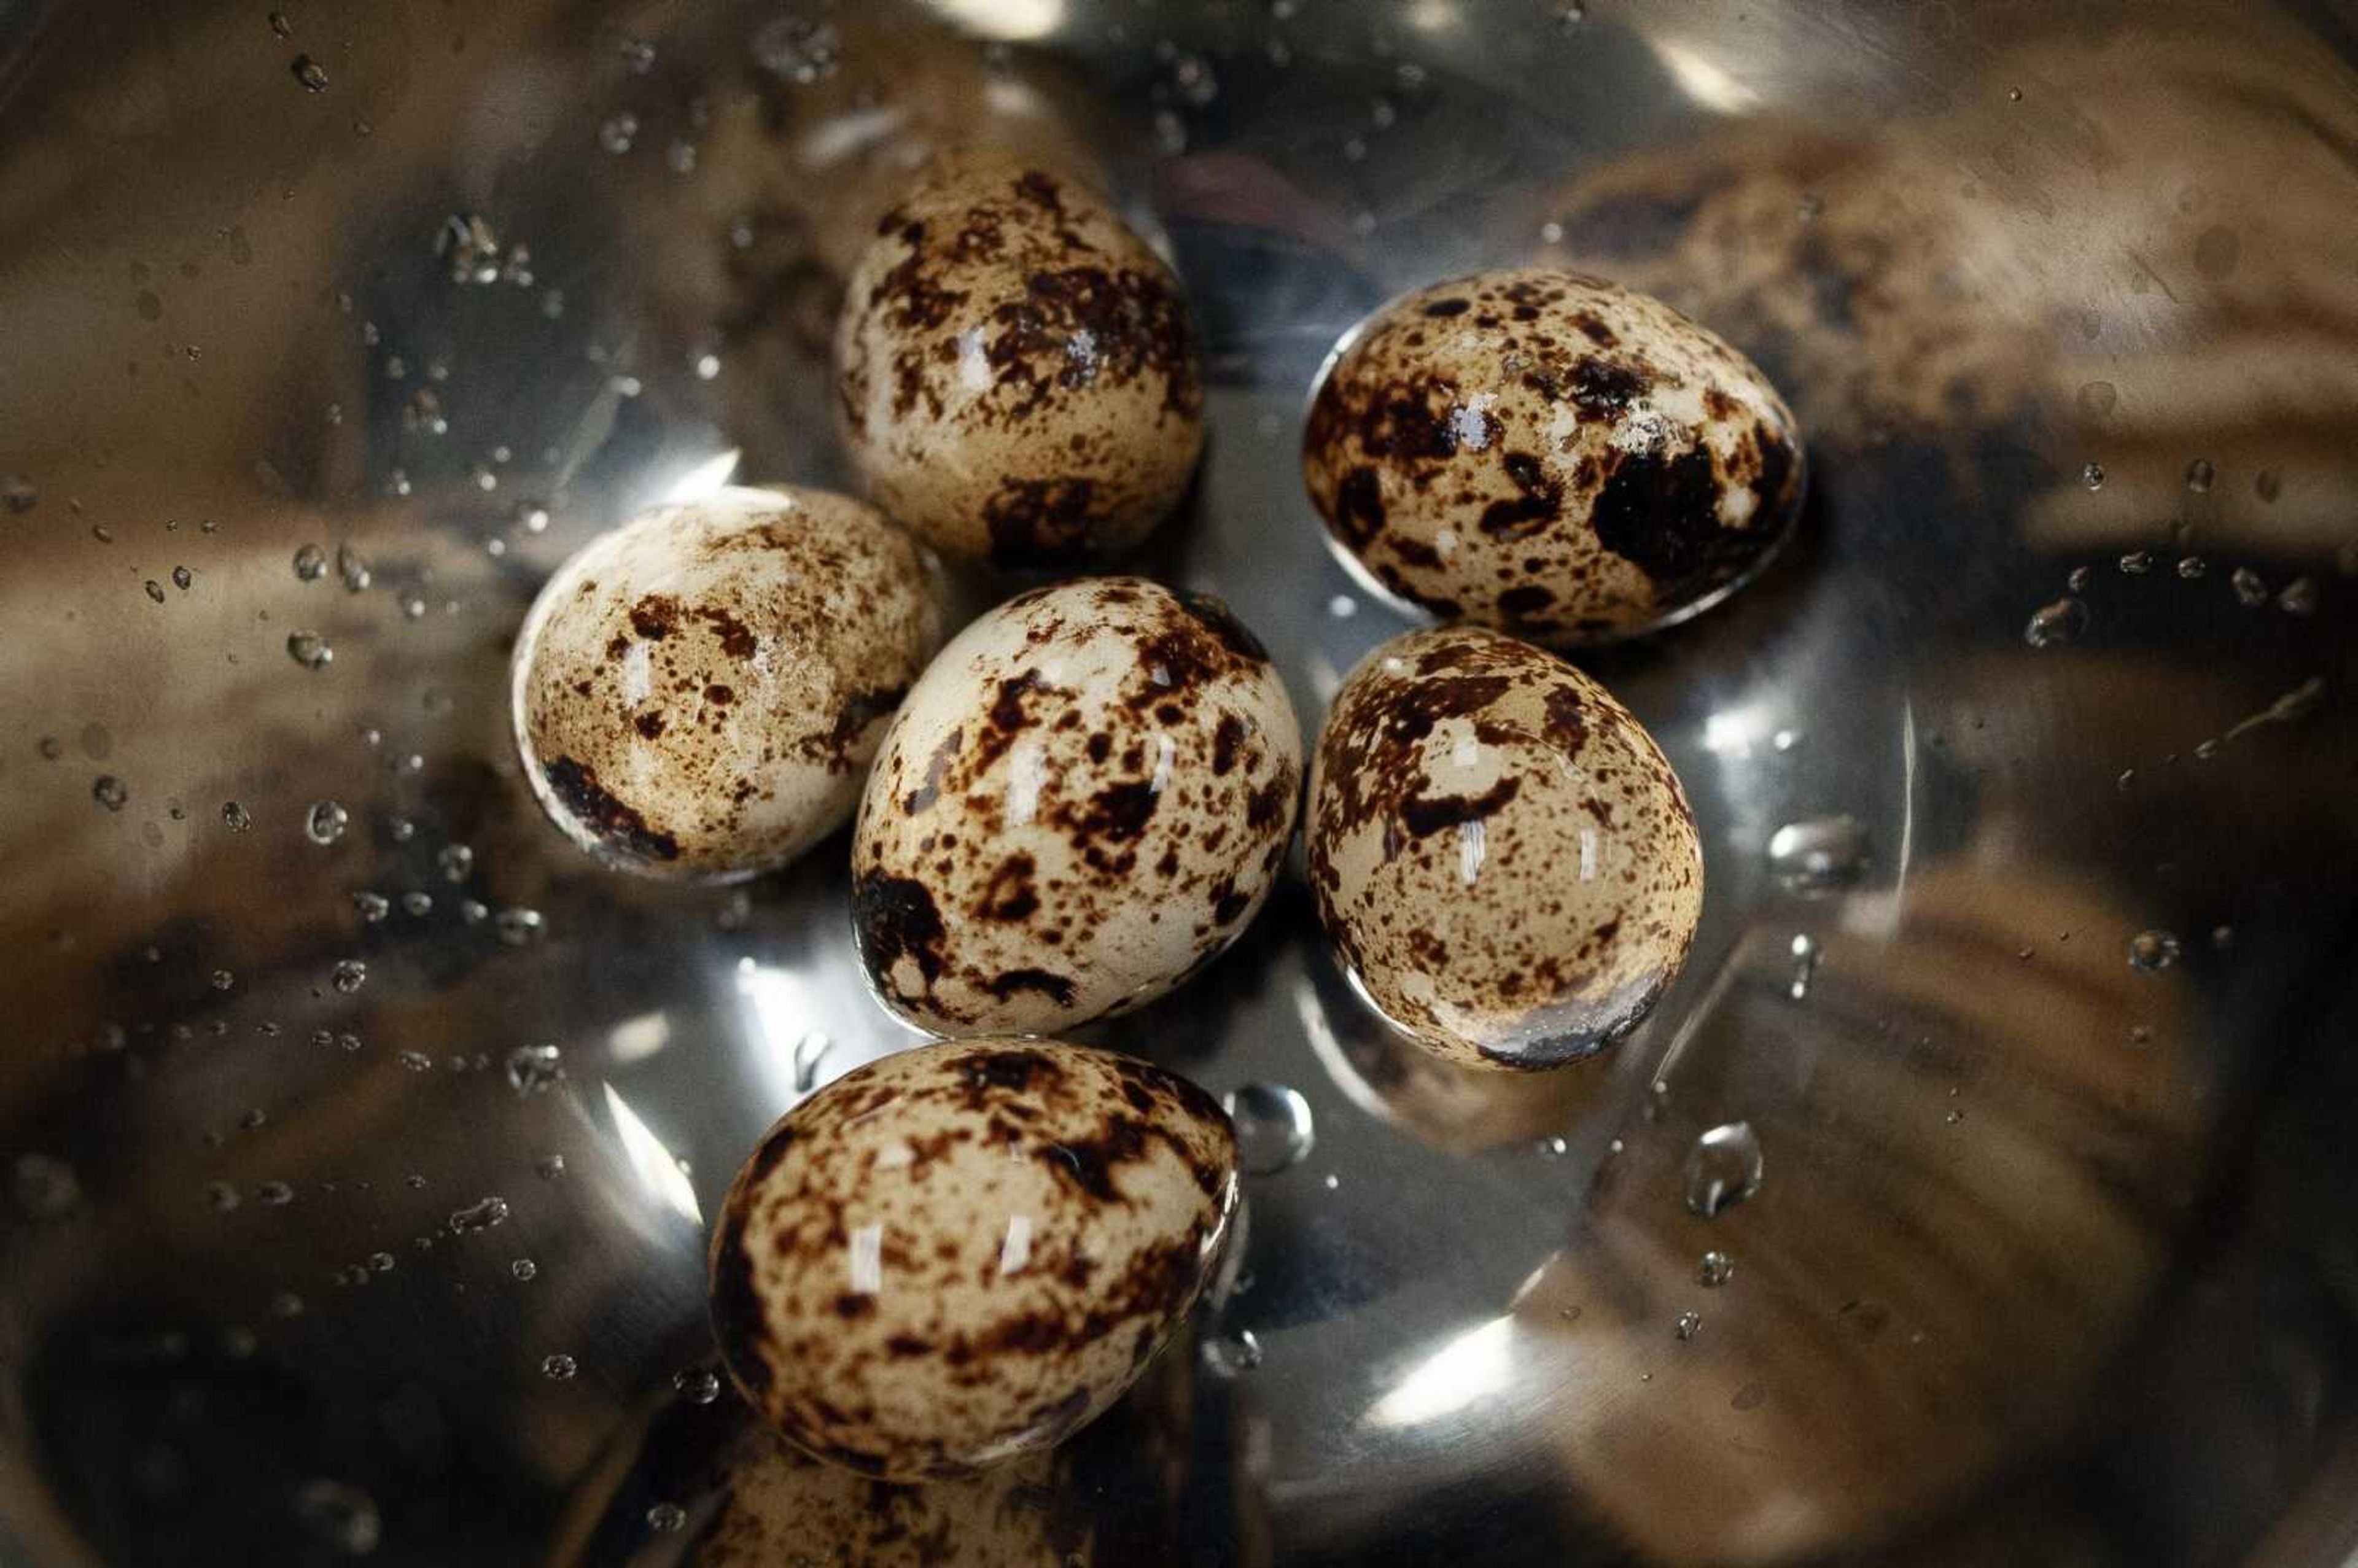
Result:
[508, 152, 1801, 1482]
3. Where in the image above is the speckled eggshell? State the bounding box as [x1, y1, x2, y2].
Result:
[1302, 267, 1804, 644]
[511, 485, 941, 881]
[833, 155, 1204, 568]
[850, 577, 1301, 1034]
[1307, 625, 1703, 1070]
[708, 1038, 1238, 1482]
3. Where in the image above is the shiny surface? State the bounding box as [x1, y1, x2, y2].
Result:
[1, 1, 2355, 1564]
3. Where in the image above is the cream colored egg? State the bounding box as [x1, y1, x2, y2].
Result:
[833, 155, 1204, 567]
[850, 578, 1300, 1034]
[511, 486, 942, 880]
[708, 1038, 1237, 1482]
[1302, 268, 1804, 643]
[1307, 626, 1703, 1070]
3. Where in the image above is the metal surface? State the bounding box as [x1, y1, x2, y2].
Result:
[2, 1, 2356, 1562]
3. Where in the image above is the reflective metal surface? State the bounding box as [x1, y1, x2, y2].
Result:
[2, 1, 2356, 1562]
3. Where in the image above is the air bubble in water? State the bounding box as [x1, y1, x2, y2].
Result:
[400, 891, 432, 917]
[2079, 462, 2105, 491]
[2185, 457, 2214, 492]
[306, 801, 348, 845]
[2127, 930, 2181, 972]
[290, 55, 329, 92]
[206, 1181, 240, 1212]
[2, 475, 37, 513]
[1786, 933, 1819, 1000]
[292, 543, 327, 582]
[597, 112, 638, 153]
[143, 580, 166, 604]
[510, 1257, 538, 1281]
[449, 1195, 510, 1233]
[93, 775, 128, 811]
[541, 1353, 578, 1381]
[222, 801, 253, 832]
[674, 1367, 721, 1405]
[212, 969, 236, 992]
[2023, 597, 2088, 648]
[287, 631, 332, 670]
[1766, 815, 1868, 891]
[352, 891, 389, 922]
[396, 1051, 430, 1071]
[13, 1154, 81, 1219]
[1200, 1329, 1263, 1376]
[336, 543, 371, 592]
[537, 1154, 567, 1179]
[1683, 1121, 1764, 1217]
[437, 843, 474, 882]
[494, 907, 544, 947]
[1675, 1310, 1703, 1342]
[258, 1181, 294, 1206]
[1697, 1250, 1735, 1287]
[1222, 1083, 1315, 1174]
[2177, 556, 2208, 580]
[2231, 567, 2268, 607]
[293, 1479, 380, 1555]
[2280, 577, 2319, 615]
[331, 958, 367, 993]
[647, 1502, 687, 1534]
[2119, 550, 2154, 575]
[753, 15, 840, 82]
[505, 1043, 562, 1095]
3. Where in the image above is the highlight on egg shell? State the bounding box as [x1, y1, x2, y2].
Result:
[707, 1038, 1239, 1483]
[850, 577, 1301, 1034]
[510, 485, 943, 881]
[833, 153, 1205, 569]
[1307, 625, 1703, 1071]
[1302, 267, 1804, 644]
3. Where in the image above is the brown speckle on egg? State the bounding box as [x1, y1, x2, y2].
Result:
[834, 155, 1205, 567]
[1303, 268, 1805, 643]
[1307, 626, 1703, 1070]
[510, 486, 943, 880]
[852, 578, 1300, 1034]
[708, 1039, 1238, 1482]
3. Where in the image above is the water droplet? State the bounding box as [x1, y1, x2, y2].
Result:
[753, 15, 839, 82]
[1786, 933, 1819, 1001]
[2023, 596, 2088, 648]
[537, 1154, 567, 1179]
[2119, 549, 2154, 575]
[2079, 461, 2105, 491]
[257, 1180, 294, 1206]
[336, 543, 372, 592]
[1675, 1310, 1703, 1342]
[13, 1153, 80, 1219]
[352, 891, 389, 922]
[505, 1044, 562, 1095]
[2007, 85, 2024, 101]
[290, 55, 329, 92]
[2127, 930, 2181, 972]
[2176, 556, 2208, 580]
[494, 907, 544, 947]
[510, 1257, 538, 1281]
[541, 1353, 578, 1381]
[2185, 457, 2214, 492]
[1697, 1250, 1735, 1287]
[93, 775, 128, 812]
[674, 1367, 721, 1405]
[292, 1478, 380, 1555]
[2280, 576, 2319, 615]
[449, 1196, 510, 1234]
[1223, 1083, 1315, 1175]
[1766, 815, 1869, 892]
[305, 800, 348, 845]
[222, 800, 253, 833]
[287, 631, 332, 670]
[1200, 1329, 1263, 1376]
[1683, 1121, 1764, 1217]
[597, 112, 639, 153]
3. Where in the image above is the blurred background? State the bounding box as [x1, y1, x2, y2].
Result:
[0, 0, 2354, 1562]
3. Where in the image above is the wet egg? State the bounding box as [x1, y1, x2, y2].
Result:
[834, 155, 1204, 567]
[852, 578, 1300, 1033]
[1306, 625, 1702, 1069]
[709, 1038, 1238, 1481]
[1302, 268, 1804, 643]
[512, 486, 942, 880]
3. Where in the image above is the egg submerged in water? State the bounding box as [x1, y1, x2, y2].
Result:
[1302, 267, 1804, 643]
[834, 153, 1205, 568]
[851, 577, 1301, 1034]
[1307, 625, 1703, 1070]
[707, 1038, 1239, 1481]
[510, 486, 943, 880]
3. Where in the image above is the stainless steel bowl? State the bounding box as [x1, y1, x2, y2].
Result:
[4, 1, 2356, 1562]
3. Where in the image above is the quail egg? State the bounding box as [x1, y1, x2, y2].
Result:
[834, 155, 1205, 567]
[1302, 267, 1804, 643]
[511, 486, 942, 880]
[1307, 625, 1702, 1069]
[709, 1038, 1238, 1481]
[851, 577, 1300, 1034]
